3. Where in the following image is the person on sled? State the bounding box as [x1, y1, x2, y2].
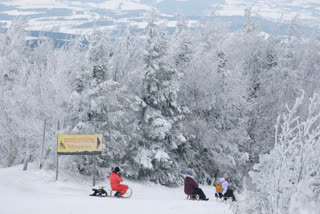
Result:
[184, 169, 209, 201]
[215, 173, 236, 202]
[110, 167, 128, 198]
[215, 172, 230, 199]
[215, 177, 225, 199]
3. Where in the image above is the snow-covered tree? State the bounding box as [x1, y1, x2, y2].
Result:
[63, 30, 143, 178]
[0, 18, 29, 166]
[0, 18, 73, 167]
[171, 13, 193, 74]
[242, 92, 320, 214]
[138, 7, 189, 186]
[176, 14, 251, 186]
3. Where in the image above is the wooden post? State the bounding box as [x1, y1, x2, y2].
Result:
[93, 156, 97, 186]
[8, 139, 13, 167]
[56, 155, 59, 181]
[92, 126, 97, 186]
[44, 148, 51, 160]
[23, 153, 30, 171]
[56, 120, 60, 181]
[40, 119, 46, 169]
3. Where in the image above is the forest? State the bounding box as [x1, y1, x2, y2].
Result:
[0, 7, 319, 213]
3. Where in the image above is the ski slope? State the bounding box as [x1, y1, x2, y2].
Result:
[0, 164, 233, 214]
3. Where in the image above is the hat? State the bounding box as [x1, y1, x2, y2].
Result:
[114, 167, 120, 173]
[186, 169, 193, 176]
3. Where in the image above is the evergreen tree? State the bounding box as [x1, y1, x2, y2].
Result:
[139, 8, 188, 186]
[64, 30, 142, 177]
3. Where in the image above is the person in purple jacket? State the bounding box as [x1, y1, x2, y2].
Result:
[184, 169, 209, 201]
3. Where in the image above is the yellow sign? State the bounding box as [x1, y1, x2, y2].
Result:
[57, 134, 102, 155]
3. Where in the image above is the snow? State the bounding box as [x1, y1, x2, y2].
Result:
[3, 0, 67, 9]
[214, 0, 320, 22]
[85, 0, 149, 11]
[177, 134, 187, 142]
[0, 0, 319, 35]
[137, 149, 153, 169]
[120, 1, 150, 11]
[154, 150, 170, 161]
[3, 0, 149, 11]
[0, 164, 233, 214]
[0, 10, 46, 16]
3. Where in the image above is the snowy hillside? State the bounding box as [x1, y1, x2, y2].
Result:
[0, 164, 233, 214]
[0, 0, 319, 35]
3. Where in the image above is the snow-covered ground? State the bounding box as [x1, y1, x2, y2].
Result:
[0, 164, 233, 214]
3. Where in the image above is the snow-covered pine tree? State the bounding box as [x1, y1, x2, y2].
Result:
[138, 7, 189, 186]
[63, 30, 142, 177]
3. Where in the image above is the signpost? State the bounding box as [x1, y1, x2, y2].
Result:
[8, 139, 13, 167]
[56, 121, 60, 181]
[40, 119, 46, 169]
[56, 132, 102, 186]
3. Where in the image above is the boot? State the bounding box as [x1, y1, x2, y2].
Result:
[114, 191, 122, 198]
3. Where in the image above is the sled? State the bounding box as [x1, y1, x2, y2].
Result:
[109, 188, 133, 199]
[216, 196, 232, 202]
[215, 193, 231, 202]
[186, 194, 199, 200]
[90, 186, 133, 199]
